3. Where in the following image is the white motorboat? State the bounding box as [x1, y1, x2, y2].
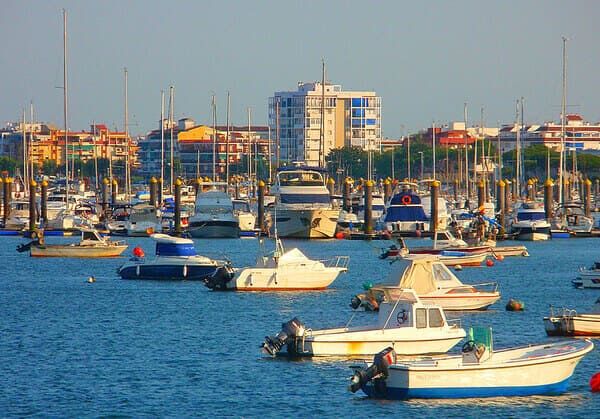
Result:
[261, 289, 465, 357]
[118, 234, 232, 281]
[18, 228, 127, 258]
[353, 255, 500, 311]
[509, 201, 550, 241]
[204, 237, 348, 291]
[553, 202, 594, 234]
[125, 203, 161, 236]
[270, 166, 339, 239]
[4, 200, 31, 230]
[188, 182, 239, 238]
[544, 298, 600, 337]
[349, 329, 593, 399]
[572, 262, 600, 289]
[233, 199, 256, 232]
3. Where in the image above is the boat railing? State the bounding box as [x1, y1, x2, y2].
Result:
[446, 318, 462, 329]
[324, 256, 350, 269]
[549, 305, 577, 318]
[472, 281, 499, 293]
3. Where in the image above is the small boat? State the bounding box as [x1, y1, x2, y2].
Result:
[544, 298, 600, 336]
[349, 327, 594, 399]
[261, 289, 466, 357]
[118, 234, 232, 281]
[509, 201, 551, 241]
[572, 262, 600, 289]
[352, 256, 500, 311]
[553, 202, 594, 234]
[233, 199, 257, 232]
[380, 232, 490, 259]
[438, 250, 488, 267]
[204, 237, 348, 291]
[19, 228, 127, 258]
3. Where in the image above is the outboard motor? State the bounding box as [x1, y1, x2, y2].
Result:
[261, 317, 306, 357]
[203, 264, 235, 290]
[349, 347, 396, 394]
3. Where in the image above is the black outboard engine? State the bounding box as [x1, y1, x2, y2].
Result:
[349, 295, 362, 310]
[349, 347, 396, 395]
[261, 317, 306, 357]
[203, 263, 235, 290]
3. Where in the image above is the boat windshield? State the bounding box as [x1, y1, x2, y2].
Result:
[233, 201, 250, 212]
[278, 171, 324, 187]
[517, 212, 545, 221]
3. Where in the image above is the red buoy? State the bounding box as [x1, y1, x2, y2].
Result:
[486, 259, 494, 267]
[133, 246, 145, 258]
[335, 231, 345, 240]
[591, 372, 600, 392]
[496, 254, 505, 262]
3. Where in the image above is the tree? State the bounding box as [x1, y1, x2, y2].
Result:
[41, 159, 58, 175]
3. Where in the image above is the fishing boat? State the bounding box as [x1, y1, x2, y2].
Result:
[509, 201, 550, 241]
[544, 298, 600, 336]
[572, 262, 600, 289]
[270, 166, 339, 239]
[349, 327, 594, 399]
[118, 234, 233, 281]
[19, 228, 127, 258]
[352, 256, 500, 311]
[204, 237, 348, 291]
[261, 289, 465, 357]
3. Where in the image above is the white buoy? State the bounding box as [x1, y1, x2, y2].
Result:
[454, 265, 463, 271]
[87, 276, 96, 283]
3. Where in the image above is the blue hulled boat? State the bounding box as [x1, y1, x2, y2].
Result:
[118, 234, 233, 281]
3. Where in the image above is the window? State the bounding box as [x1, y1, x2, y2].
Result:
[428, 309, 444, 327]
[415, 308, 427, 328]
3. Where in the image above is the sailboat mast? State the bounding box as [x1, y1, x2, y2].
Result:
[63, 9, 69, 206]
[160, 90, 165, 191]
[559, 37, 567, 206]
[464, 103, 469, 199]
[169, 86, 174, 192]
[22, 109, 27, 194]
[124, 67, 130, 202]
[432, 121, 436, 180]
[320, 59, 325, 167]
[92, 120, 98, 189]
[29, 102, 34, 188]
[212, 94, 217, 182]
[515, 99, 521, 198]
[226, 91, 230, 185]
[247, 107, 252, 190]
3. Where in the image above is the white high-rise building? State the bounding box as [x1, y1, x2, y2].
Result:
[269, 82, 381, 166]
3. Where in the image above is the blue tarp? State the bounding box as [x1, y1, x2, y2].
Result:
[156, 243, 198, 257]
[384, 206, 428, 222]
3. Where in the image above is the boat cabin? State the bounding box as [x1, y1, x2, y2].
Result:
[79, 229, 107, 245]
[152, 234, 198, 257]
[375, 288, 452, 331]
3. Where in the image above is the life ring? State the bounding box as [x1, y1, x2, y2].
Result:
[401, 195, 412, 205]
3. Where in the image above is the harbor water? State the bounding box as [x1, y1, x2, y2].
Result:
[1, 235, 599, 417]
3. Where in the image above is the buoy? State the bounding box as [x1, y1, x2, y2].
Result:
[133, 246, 145, 258]
[362, 282, 373, 291]
[590, 372, 600, 392]
[454, 265, 463, 271]
[335, 231, 345, 240]
[496, 254, 505, 261]
[486, 259, 494, 267]
[506, 298, 525, 311]
[87, 276, 96, 283]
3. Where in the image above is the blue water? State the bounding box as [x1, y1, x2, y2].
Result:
[1, 236, 599, 417]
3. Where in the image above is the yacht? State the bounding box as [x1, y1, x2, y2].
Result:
[383, 182, 430, 235]
[233, 199, 256, 232]
[270, 166, 340, 239]
[509, 201, 550, 241]
[188, 182, 239, 238]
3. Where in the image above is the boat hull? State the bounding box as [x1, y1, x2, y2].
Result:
[514, 226, 550, 241]
[420, 293, 500, 311]
[360, 340, 593, 399]
[188, 221, 240, 238]
[544, 315, 600, 336]
[30, 245, 127, 258]
[119, 263, 221, 281]
[229, 267, 344, 291]
[438, 253, 487, 267]
[272, 208, 339, 239]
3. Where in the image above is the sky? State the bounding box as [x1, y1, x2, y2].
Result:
[2, 0, 600, 138]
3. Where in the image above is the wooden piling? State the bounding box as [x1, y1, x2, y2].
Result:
[544, 178, 554, 220]
[364, 180, 374, 235]
[29, 179, 37, 232]
[150, 177, 158, 208]
[477, 180, 485, 208]
[430, 180, 440, 234]
[497, 180, 506, 234]
[174, 178, 182, 235]
[584, 178, 592, 217]
[111, 178, 118, 205]
[40, 180, 48, 226]
[3, 177, 12, 225]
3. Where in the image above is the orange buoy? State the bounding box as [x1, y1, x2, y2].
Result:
[133, 246, 145, 258]
[496, 254, 505, 261]
[486, 259, 494, 267]
[591, 372, 600, 392]
[335, 231, 345, 240]
[506, 298, 524, 311]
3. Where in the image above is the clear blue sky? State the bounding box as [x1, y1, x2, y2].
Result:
[2, 0, 599, 137]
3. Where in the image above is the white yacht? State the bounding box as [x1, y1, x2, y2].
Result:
[509, 201, 550, 241]
[270, 167, 340, 239]
[188, 182, 239, 238]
